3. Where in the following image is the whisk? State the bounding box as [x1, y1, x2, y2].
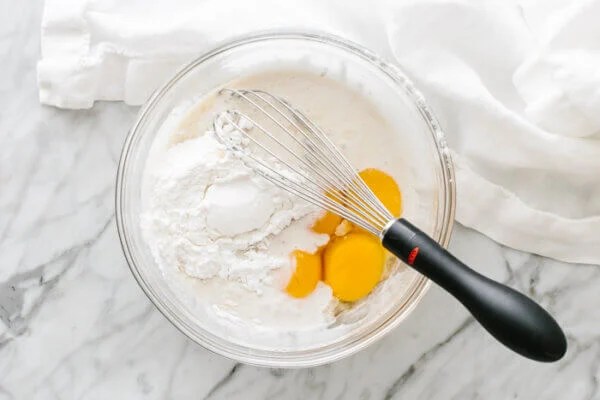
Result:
[213, 88, 566, 362]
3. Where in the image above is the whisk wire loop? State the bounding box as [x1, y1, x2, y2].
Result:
[214, 88, 395, 235]
[238, 89, 392, 222]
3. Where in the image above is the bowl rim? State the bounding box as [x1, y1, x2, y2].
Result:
[115, 30, 456, 368]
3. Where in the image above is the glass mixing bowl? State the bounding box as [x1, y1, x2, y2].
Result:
[116, 31, 455, 367]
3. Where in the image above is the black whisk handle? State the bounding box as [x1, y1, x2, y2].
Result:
[381, 218, 567, 362]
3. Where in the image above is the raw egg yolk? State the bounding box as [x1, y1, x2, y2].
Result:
[312, 211, 342, 235]
[285, 250, 322, 298]
[285, 168, 399, 302]
[323, 233, 384, 302]
[358, 168, 402, 216]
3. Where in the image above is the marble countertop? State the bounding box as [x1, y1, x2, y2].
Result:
[1, 2, 599, 399]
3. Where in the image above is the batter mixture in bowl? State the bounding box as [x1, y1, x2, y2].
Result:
[140, 70, 422, 348]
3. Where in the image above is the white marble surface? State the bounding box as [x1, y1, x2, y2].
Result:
[1, 2, 599, 399]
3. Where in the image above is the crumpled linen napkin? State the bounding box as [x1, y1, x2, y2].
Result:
[38, 0, 600, 264]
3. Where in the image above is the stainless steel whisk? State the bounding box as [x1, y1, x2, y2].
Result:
[213, 88, 566, 362]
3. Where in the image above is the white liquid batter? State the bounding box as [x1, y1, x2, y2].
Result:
[141, 70, 420, 345]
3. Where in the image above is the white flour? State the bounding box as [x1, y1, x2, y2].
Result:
[141, 125, 328, 294]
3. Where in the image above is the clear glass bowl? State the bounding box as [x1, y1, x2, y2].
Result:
[116, 31, 455, 367]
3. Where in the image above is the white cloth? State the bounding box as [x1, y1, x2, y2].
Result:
[38, 0, 600, 264]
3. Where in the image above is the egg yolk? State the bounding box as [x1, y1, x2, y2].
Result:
[358, 168, 402, 216]
[285, 250, 322, 298]
[312, 211, 342, 235]
[323, 233, 384, 302]
[285, 167, 401, 302]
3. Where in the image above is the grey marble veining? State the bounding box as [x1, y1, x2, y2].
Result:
[1, 1, 599, 399]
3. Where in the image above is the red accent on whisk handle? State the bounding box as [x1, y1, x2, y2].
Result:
[381, 218, 567, 362]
